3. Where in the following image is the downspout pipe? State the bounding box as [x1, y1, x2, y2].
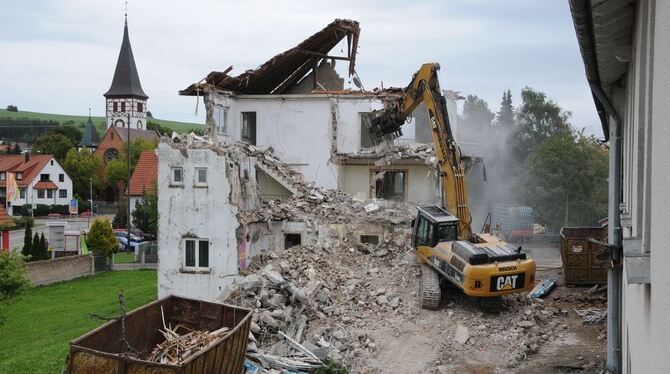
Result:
[590, 83, 622, 373]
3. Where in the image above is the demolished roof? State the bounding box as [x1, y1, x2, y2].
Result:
[180, 19, 360, 96]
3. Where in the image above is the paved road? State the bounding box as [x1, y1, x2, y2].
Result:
[8, 215, 114, 251]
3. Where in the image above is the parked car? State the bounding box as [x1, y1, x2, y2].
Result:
[115, 236, 140, 252]
[113, 229, 144, 242]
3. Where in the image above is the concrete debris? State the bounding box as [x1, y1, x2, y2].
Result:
[574, 308, 607, 324]
[453, 324, 470, 345]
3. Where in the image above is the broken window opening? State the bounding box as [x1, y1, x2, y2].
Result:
[284, 233, 302, 250]
[241, 112, 257, 146]
[360, 235, 379, 245]
[184, 238, 209, 270]
[374, 170, 406, 201]
[360, 112, 373, 149]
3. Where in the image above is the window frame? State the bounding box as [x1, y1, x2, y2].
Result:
[0, 172, 5, 181]
[16, 172, 22, 181]
[58, 189, 67, 198]
[194, 167, 208, 187]
[37, 189, 45, 199]
[19, 188, 26, 199]
[359, 112, 374, 149]
[40, 173, 49, 182]
[215, 106, 229, 135]
[47, 189, 53, 199]
[170, 166, 183, 186]
[370, 169, 408, 202]
[241, 112, 257, 145]
[182, 238, 210, 272]
[59, 174, 64, 182]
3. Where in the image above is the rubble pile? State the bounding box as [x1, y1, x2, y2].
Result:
[222, 231, 416, 371]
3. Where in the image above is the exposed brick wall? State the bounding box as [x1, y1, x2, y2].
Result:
[26, 254, 94, 286]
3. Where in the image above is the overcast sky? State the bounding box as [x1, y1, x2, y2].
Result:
[0, 0, 602, 136]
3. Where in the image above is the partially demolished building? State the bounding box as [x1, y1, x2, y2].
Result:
[160, 19, 462, 301]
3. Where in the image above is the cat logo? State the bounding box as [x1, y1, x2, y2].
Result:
[490, 273, 526, 292]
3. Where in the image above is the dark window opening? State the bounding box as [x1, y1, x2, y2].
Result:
[360, 113, 373, 149]
[40, 173, 49, 181]
[374, 171, 406, 201]
[47, 189, 53, 199]
[284, 233, 301, 249]
[241, 112, 257, 145]
[113, 102, 118, 112]
[360, 235, 379, 245]
[137, 102, 143, 112]
[438, 223, 458, 242]
[121, 102, 126, 112]
[59, 189, 67, 198]
[59, 173, 64, 182]
[37, 189, 45, 198]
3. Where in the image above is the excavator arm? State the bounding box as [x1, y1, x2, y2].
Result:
[368, 63, 472, 238]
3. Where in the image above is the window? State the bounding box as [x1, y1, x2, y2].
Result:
[19, 189, 25, 199]
[104, 149, 119, 162]
[171, 167, 183, 185]
[59, 174, 64, 182]
[113, 102, 118, 112]
[47, 189, 53, 199]
[184, 239, 209, 270]
[59, 189, 67, 198]
[215, 106, 229, 134]
[0, 172, 5, 181]
[137, 120, 143, 129]
[360, 112, 374, 149]
[241, 112, 257, 145]
[415, 216, 435, 247]
[438, 223, 458, 242]
[121, 102, 126, 112]
[40, 173, 49, 182]
[50, 160, 54, 166]
[16, 172, 22, 180]
[37, 190, 45, 198]
[195, 167, 207, 186]
[284, 233, 302, 249]
[137, 102, 143, 112]
[373, 170, 406, 201]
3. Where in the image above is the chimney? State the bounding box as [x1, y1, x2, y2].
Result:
[24, 152, 29, 163]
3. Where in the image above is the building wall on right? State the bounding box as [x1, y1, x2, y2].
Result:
[618, 2, 670, 372]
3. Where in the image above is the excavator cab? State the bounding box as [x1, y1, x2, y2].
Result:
[412, 206, 460, 248]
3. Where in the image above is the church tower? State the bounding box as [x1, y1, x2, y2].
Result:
[104, 15, 148, 130]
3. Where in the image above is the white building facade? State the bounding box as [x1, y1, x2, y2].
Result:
[571, 1, 670, 372]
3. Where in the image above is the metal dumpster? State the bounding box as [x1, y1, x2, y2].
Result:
[67, 296, 252, 374]
[560, 227, 608, 286]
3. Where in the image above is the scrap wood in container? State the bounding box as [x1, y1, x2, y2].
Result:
[147, 324, 231, 364]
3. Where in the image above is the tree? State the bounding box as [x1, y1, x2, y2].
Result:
[132, 193, 157, 235]
[147, 121, 170, 135]
[122, 139, 158, 173]
[514, 87, 572, 160]
[63, 147, 105, 199]
[106, 159, 128, 186]
[87, 218, 119, 264]
[40, 233, 47, 254]
[146, 111, 153, 118]
[527, 132, 608, 231]
[496, 89, 515, 128]
[6, 105, 17, 112]
[30, 233, 47, 261]
[50, 124, 82, 145]
[32, 132, 75, 162]
[21, 221, 32, 258]
[463, 95, 495, 129]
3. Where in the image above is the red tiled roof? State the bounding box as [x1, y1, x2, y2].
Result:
[33, 181, 58, 190]
[128, 150, 157, 196]
[0, 155, 54, 188]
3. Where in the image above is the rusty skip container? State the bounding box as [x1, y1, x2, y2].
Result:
[67, 296, 252, 374]
[560, 227, 608, 286]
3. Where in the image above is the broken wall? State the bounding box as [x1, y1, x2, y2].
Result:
[157, 143, 240, 301]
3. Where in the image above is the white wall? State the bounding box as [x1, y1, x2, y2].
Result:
[618, 2, 670, 373]
[157, 144, 240, 301]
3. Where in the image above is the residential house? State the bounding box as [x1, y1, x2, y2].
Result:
[0, 154, 73, 215]
[570, 1, 669, 372]
[128, 150, 157, 224]
[180, 19, 464, 207]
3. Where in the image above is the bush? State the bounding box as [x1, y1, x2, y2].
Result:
[87, 218, 118, 256]
[0, 251, 29, 323]
[11, 216, 33, 231]
[6, 105, 18, 112]
[17, 204, 69, 217]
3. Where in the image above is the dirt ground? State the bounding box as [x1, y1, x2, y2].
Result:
[351, 243, 607, 374]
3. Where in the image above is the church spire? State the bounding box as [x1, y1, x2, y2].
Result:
[103, 11, 148, 99]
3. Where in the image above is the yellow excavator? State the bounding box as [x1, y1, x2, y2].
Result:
[367, 63, 536, 309]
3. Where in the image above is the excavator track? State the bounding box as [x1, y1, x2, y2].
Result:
[420, 264, 441, 310]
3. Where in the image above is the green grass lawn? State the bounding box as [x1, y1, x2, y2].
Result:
[0, 108, 204, 134]
[113, 251, 137, 263]
[0, 270, 157, 374]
